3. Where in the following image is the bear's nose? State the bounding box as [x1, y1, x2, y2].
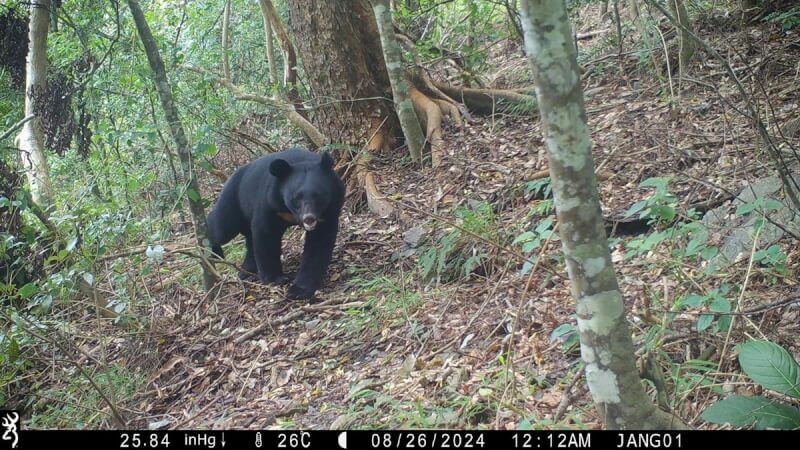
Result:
[302, 214, 318, 231]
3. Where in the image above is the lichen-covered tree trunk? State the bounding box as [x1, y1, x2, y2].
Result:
[17, 0, 55, 210]
[127, 0, 219, 291]
[372, 0, 424, 163]
[518, 0, 686, 430]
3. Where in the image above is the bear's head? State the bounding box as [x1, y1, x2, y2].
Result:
[269, 151, 340, 231]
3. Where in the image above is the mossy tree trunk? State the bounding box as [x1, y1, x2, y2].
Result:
[372, 0, 425, 164]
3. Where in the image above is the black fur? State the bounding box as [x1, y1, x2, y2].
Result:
[207, 148, 345, 299]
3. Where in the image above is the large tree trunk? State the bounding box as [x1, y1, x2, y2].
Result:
[287, 0, 401, 217]
[372, 0, 424, 164]
[127, 0, 219, 291]
[519, 0, 686, 430]
[287, 0, 399, 147]
[17, 0, 56, 211]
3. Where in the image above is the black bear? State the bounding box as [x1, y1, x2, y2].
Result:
[207, 148, 345, 299]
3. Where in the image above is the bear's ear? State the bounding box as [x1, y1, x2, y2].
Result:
[270, 159, 292, 178]
[320, 151, 335, 170]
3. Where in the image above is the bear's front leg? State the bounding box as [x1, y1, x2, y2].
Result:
[251, 217, 291, 285]
[288, 217, 338, 300]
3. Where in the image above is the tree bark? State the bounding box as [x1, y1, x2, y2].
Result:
[288, 0, 402, 216]
[257, 0, 304, 116]
[519, 0, 687, 430]
[372, 0, 424, 164]
[221, 0, 232, 81]
[127, 0, 219, 291]
[261, 3, 278, 85]
[287, 0, 399, 147]
[17, 0, 56, 211]
[669, 0, 695, 77]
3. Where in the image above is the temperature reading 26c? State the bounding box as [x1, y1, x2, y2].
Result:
[278, 431, 311, 448]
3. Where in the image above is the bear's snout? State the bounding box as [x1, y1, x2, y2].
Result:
[301, 213, 318, 231]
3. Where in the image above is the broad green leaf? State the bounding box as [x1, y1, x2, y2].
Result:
[739, 341, 800, 398]
[764, 199, 784, 212]
[696, 313, 714, 331]
[18, 283, 38, 299]
[702, 395, 800, 429]
[624, 200, 648, 218]
[512, 231, 535, 245]
[702, 395, 765, 427]
[736, 201, 759, 215]
[709, 297, 731, 314]
[680, 294, 706, 308]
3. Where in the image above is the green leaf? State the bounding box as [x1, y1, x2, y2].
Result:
[696, 314, 714, 331]
[680, 294, 706, 308]
[187, 189, 201, 202]
[736, 201, 759, 215]
[764, 199, 784, 212]
[685, 236, 706, 257]
[702, 395, 800, 429]
[639, 176, 672, 191]
[709, 297, 731, 314]
[522, 241, 540, 253]
[739, 341, 800, 398]
[18, 283, 38, 299]
[550, 323, 576, 343]
[518, 419, 533, 430]
[702, 395, 764, 427]
[512, 231, 535, 245]
[700, 246, 719, 260]
[624, 200, 648, 218]
[66, 235, 80, 252]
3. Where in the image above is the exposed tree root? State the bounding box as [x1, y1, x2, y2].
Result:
[432, 82, 537, 115]
[349, 120, 394, 218]
[410, 87, 445, 168]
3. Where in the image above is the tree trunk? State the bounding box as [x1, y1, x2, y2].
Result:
[288, 0, 401, 217]
[519, 0, 687, 430]
[287, 0, 399, 147]
[17, 0, 56, 211]
[258, 0, 304, 116]
[372, 0, 424, 163]
[221, 0, 232, 81]
[261, 3, 278, 85]
[669, 0, 695, 77]
[127, 0, 219, 291]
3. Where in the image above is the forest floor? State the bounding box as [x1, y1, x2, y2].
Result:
[24, 7, 800, 430]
